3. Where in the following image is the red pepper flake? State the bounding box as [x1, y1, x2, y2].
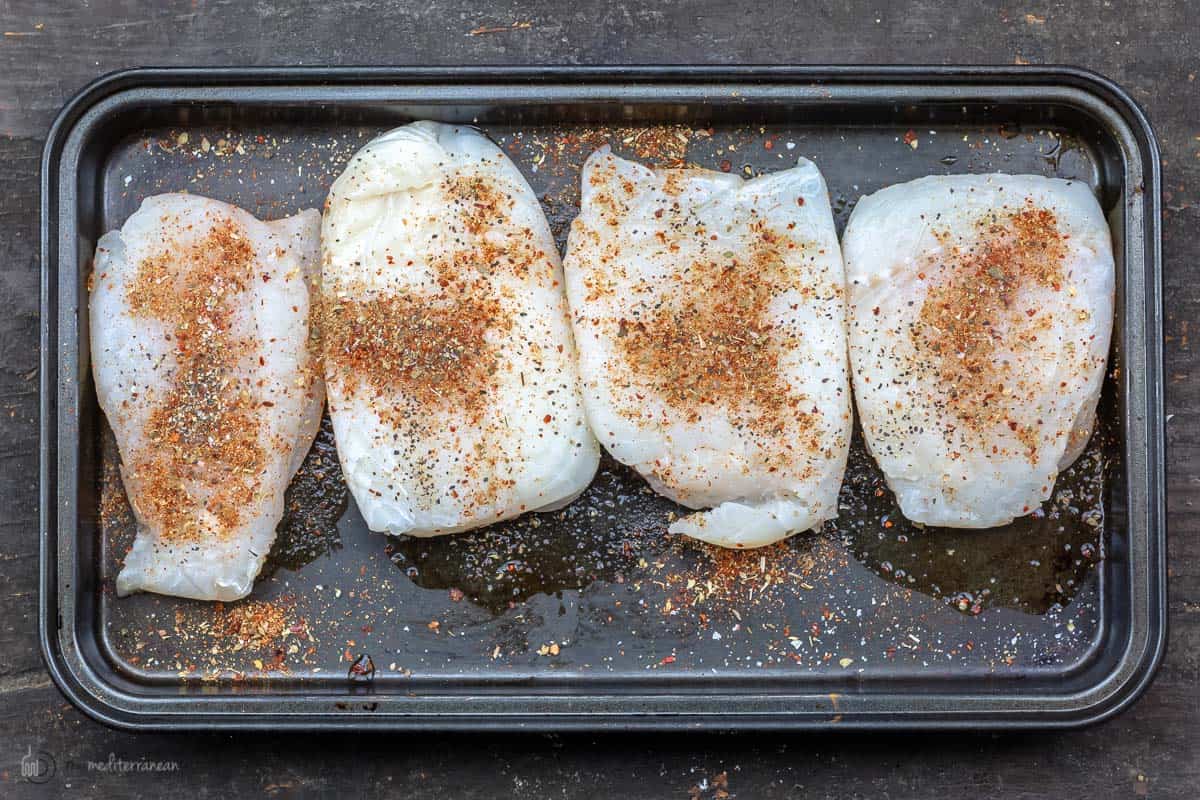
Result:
[659, 655, 676, 665]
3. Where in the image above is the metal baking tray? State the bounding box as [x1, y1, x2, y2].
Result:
[40, 66, 1165, 730]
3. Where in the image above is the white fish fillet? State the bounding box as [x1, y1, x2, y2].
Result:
[563, 148, 851, 549]
[321, 121, 599, 536]
[90, 194, 324, 601]
[843, 174, 1115, 528]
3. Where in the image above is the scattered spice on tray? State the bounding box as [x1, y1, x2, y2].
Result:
[648, 535, 825, 619]
[83, 596, 318, 681]
[99, 431, 133, 533]
[510, 125, 702, 171]
[216, 599, 293, 651]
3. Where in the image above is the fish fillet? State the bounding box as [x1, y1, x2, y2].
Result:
[843, 174, 1115, 528]
[563, 148, 851, 548]
[90, 193, 324, 601]
[321, 121, 599, 536]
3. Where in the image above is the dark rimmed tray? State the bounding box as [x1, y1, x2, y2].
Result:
[40, 66, 1165, 730]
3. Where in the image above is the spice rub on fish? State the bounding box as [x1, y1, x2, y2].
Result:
[843, 174, 1115, 528]
[321, 122, 598, 536]
[563, 148, 851, 549]
[90, 193, 323, 601]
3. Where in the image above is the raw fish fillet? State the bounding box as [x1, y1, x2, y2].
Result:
[90, 194, 323, 601]
[843, 174, 1115, 528]
[321, 121, 599, 536]
[563, 148, 851, 548]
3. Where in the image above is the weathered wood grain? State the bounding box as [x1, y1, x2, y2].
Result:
[0, 1, 1196, 797]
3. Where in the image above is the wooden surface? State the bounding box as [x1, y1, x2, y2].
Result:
[1, 1, 1196, 797]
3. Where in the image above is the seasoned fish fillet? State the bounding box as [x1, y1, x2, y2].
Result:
[90, 194, 324, 601]
[563, 148, 851, 548]
[321, 121, 599, 536]
[843, 174, 1115, 528]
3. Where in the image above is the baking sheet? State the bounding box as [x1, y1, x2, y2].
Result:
[97, 119, 1111, 680]
[41, 68, 1164, 729]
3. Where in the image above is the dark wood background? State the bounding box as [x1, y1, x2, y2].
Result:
[1, 1, 1195, 797]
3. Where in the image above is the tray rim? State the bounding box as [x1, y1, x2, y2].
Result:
[39, 64, 1166, 732]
